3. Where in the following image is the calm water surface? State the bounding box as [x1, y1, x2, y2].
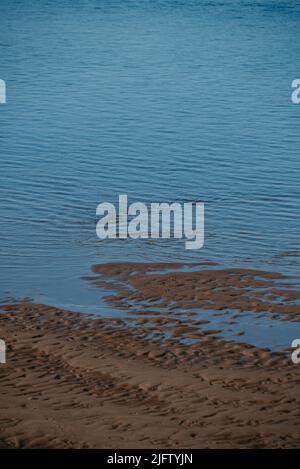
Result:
[0, 1, 300, 325]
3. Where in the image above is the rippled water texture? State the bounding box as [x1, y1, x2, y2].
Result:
[0, 0, 300, 311]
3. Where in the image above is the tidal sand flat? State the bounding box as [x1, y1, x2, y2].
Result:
[0, 263, 299, 448]
[85, 262, 300, 350]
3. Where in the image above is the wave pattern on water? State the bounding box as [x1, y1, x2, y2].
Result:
[0, 0, 300, 309]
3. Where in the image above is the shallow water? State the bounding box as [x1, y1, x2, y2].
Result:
[127, 309, 300, 352]
[1, 0, 300, 322]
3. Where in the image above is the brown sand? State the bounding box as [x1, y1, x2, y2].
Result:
[0, 300, 300, 448]
[87, 262, 300, 322]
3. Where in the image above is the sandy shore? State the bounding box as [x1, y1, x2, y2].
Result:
[0, 293, 300, 448]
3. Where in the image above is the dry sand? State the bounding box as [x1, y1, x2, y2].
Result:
[0, 263, 299, 448]
[0, 309, 299, 448]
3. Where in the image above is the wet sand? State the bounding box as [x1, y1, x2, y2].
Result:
[0, 277, 300, 448]
[86, 262, 300, 323]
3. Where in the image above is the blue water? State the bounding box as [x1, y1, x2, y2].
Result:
[1, 0, 300, 318]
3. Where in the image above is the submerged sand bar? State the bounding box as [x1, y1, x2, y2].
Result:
[84, 262, 300, 351]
